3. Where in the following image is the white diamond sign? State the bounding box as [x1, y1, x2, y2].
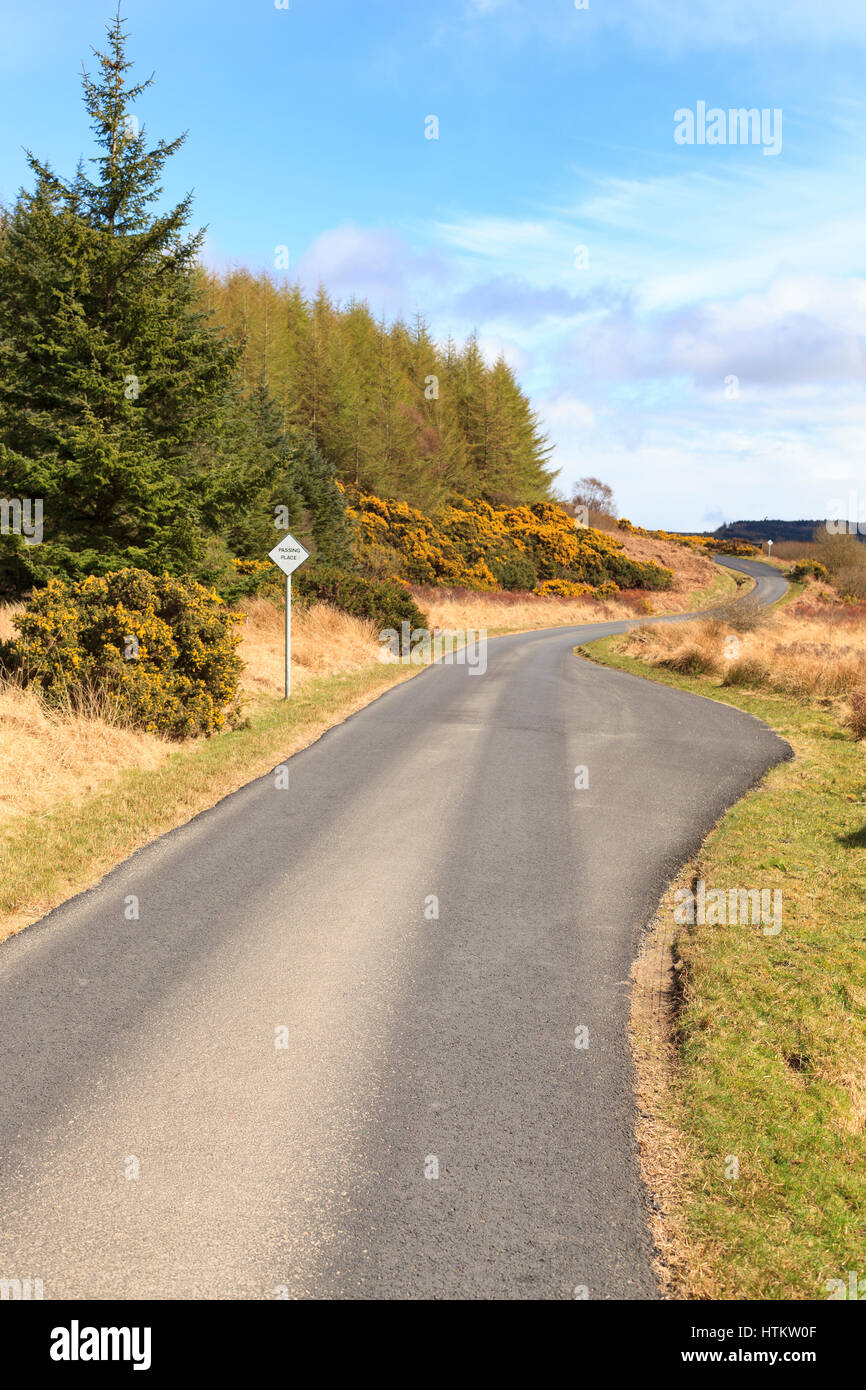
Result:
[269, 533, 310, 577]
[268, 533, 310, 698]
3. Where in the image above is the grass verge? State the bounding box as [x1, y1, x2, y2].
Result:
[771, 578, 805, 609]
[686, 565, 748, 611]
[0, 661, 416, 944]
[579, 634, 866, 1300]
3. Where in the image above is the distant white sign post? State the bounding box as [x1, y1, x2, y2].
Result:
[767, 539, 774, 559]
[268, 533, 310, 697]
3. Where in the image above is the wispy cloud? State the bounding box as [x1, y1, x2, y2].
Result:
[452, 0, 866, 52]
[294, 225, 446, 316]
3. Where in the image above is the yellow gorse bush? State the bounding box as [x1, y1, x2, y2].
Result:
[7, 571, 244, 738]
[346, 492, 674, 595]
[617, 518, 758, 556]
[535, 578, 594, 598]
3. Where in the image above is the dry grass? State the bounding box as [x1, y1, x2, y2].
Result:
[0, 602, 23, 643]
[0, 676, 169, 825]
[416, 587, 638, 634]
[623, 592, 866, 704]
[237, 598, 380, 697]
[0, 598, 381, 831]
[610, 529, 724, 609]
[625, 617, 732, 679]
[771, 540, 822, 561]
[845, 690, 866, 740]
[580, 510, 725, 587]
[1, 595, 171, 827]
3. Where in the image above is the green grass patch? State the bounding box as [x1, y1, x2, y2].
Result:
[686, 565, 745, 611]
[771, 579, 805, 610]
[581, 634, 866, 1300]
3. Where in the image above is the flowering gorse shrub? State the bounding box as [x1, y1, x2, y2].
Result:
[617, 518, 704, 548]
[6, 570, 244, 738]
[616, 519, 759, 558]
[712, 538, 760, 556]
[346, 492, 674, 595]
[230, 556, 281, 598]
[787, 560, 830, 582]
[534, 578, 593, 598]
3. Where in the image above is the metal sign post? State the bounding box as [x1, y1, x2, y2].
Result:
[268, 533, 310, 698]
[285, 572, 291, 698]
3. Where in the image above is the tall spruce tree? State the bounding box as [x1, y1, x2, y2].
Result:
[0, 10, 239, 592]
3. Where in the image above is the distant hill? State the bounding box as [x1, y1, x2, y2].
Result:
[668, 520, 849, 544]
[713, 520, 826, 544]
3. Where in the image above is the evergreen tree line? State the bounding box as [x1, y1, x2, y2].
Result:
[197, 271, 556, 514]
[0, 14, 555, 600]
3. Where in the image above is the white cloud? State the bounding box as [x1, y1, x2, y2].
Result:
[475, 334, 530, 371]
[543, 396, 596, 430]
[294, 224, 445, 316]
[437, 142, 866, 316]
[604, 0, 866, 51]
[451, 0, 866, 52]
[251, 125, 866, 527]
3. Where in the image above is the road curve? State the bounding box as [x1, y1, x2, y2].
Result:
[0, 559, 790, 1300]
[710, 553, 789, 607]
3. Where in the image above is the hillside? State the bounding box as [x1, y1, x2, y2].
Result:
[606, 525, 730, 611]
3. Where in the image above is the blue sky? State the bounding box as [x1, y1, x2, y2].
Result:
[2, 0, 865, 528]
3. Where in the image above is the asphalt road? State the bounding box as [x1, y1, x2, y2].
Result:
[710, 552, 789, 606]
[0, 558, 790, 1300]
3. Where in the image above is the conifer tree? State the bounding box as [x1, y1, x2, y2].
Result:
[189, 273, 559, 511]
[201, 376, 350, 573]
[0, 9, 238, 591]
